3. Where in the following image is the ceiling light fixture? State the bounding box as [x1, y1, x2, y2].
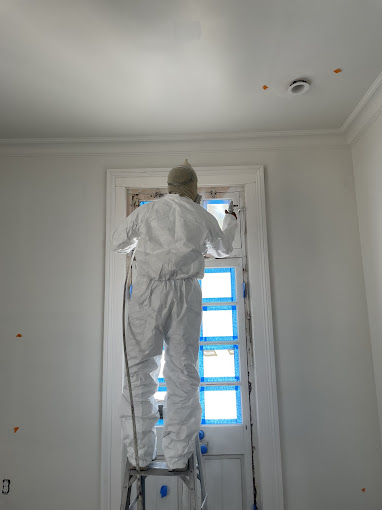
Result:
[288, 79, 310, 96]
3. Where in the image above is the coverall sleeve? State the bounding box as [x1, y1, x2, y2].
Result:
[111, 207, 141, 253]
[205, 213, 238, 258]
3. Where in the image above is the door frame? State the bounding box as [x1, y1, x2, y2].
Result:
[101, 166, 284, 510]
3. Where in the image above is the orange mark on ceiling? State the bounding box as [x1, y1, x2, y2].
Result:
[16, 334, 22, 337]
[262, 85, 269, 90]
[362, 488, 366, 493]
[334, 68, 342, 74]
[13, 427, 20, 433]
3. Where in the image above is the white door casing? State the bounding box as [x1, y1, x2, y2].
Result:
[102, 166, 284, 510]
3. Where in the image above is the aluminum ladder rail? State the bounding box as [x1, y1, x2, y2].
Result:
[121, 436, 208, 510]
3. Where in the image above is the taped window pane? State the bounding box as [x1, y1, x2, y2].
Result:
[200, 305, 238, 342]
[200, 386, 242, 424]
[155, 386, 242, 425]
[201, 268, 236, 303]
[199, 344, 239, 382]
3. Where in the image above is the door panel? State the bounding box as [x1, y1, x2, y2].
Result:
[204, 458, 243, 510]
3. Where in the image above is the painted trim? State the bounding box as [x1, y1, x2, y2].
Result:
[0, 134, 347, 157]
[341, 71, 382, 134]
[0, 128, 340, 145]
[101, 166, 284, 510]
[343, 72, 382, 145]
[101, 170, 115, 510]
[245, 174, 284, 510]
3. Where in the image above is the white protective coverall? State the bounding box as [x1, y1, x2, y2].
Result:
[112, 193, 237, 469]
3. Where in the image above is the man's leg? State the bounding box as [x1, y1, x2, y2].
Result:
[162, 279, 202, 470]
[120, 278, 164, 467]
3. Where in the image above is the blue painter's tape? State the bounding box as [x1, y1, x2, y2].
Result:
[202, 304, 235, 311]
[200, 336, 239, 342]
[205, 267, 233, 273]
[203, 199, 231, 207]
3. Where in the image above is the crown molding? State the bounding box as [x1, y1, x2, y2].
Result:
[0, 128, 341, 146]
[0, 131, 348, 156]
[341, 71, 382, 145]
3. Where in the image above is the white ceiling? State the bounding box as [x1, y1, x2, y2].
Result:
[1, 0, 382, 139]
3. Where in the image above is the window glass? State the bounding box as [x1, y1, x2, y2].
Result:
[203, 199, 231, 228]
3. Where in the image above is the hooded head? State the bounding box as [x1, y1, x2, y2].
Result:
[167, 159, 198, 202]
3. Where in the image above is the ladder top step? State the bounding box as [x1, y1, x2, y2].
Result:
[129, 461, 191, 477]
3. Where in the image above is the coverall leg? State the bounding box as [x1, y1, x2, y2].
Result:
[162, 278, 202, 469]
[120, 277, 202, 469]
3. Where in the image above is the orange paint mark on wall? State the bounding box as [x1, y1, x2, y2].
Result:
[362, 488, 366, 493]
[334, 68, 342, 74]
[13, 427, 20, 433]
[262, 85, 269, 90]
[16, 334, 22, 337]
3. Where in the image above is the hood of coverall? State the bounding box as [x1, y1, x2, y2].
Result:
[167, 159, 198, 202]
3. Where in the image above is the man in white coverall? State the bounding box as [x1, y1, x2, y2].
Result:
[112, 160, 237, 470]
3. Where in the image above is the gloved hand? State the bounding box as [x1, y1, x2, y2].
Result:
[225, 210, 237, 220]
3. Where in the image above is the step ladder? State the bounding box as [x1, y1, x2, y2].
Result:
[121, 436, 208, 510]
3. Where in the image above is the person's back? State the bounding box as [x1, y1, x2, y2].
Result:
[113, 193, 236, 280]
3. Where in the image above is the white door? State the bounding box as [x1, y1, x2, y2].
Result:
[123, 187, 255, 510]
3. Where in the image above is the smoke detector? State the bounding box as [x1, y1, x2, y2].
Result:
[288, 79, 310, 96]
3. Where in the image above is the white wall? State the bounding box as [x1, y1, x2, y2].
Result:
[352, 111, 382, 446]
[1, 135, 381, 510]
